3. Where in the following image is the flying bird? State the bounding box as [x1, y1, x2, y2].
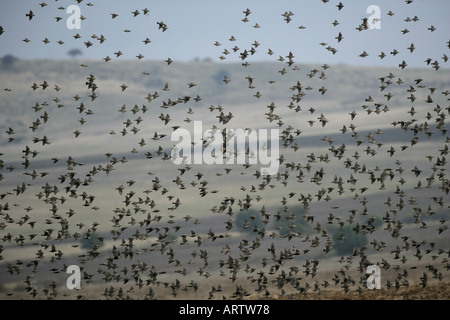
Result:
[26, 10, 35, 21]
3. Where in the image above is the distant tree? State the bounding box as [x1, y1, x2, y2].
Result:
[68, 48, 83, 58]
[370, 216, 384, 230]
[328, 225, 368, 256]
[272, 206, 313, 236]
[80, 232, 104, 250]
[162, 231, 178, 243]
[213, 69, 230, 85]
[1, 54, 17, 68]
[235, 210, 264, 235]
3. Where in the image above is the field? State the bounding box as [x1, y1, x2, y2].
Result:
[0, 57, 449, 300]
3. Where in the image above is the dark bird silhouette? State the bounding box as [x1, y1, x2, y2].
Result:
[26, 10, 35, 21]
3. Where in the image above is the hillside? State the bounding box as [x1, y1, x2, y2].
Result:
[0, 57, 449, 300]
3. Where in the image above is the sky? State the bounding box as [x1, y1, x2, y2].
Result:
[0, 0, 449, 68]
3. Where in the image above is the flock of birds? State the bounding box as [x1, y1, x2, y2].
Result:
[0, 0, 449, 300]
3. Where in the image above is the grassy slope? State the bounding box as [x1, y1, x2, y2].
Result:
[0, 59, 449, 299]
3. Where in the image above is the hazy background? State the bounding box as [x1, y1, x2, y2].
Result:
[0, 0, 449, 66]
[0, 0, 449, 300]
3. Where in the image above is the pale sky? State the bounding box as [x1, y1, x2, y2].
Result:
[0, 0, 449, 67]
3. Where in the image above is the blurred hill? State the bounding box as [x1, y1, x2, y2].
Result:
[1, 58, 449, 145]
[0, 58, 449, 299]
